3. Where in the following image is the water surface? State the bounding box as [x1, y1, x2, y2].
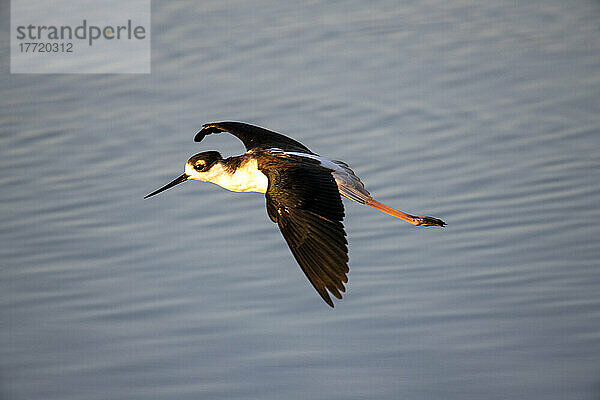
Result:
[2, 1, 600, 399]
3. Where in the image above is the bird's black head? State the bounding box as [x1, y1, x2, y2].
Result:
[144, 151, 223, 199]
[186, 151, 223, 173]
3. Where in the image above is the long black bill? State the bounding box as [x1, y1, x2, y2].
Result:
[144, 174, 189, 199]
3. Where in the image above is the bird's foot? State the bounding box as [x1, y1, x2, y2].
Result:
[414, 216, 446, 227]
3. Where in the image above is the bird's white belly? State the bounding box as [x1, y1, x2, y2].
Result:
[211, 159, 269, 193]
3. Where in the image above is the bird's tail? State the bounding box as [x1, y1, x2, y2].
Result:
[366, 199, 445, 227]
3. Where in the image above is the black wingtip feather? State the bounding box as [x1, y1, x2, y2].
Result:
[194, 124, 219, 142]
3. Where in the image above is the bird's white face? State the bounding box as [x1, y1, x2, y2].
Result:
[183, 151, 224, 182]
[184, 160, 210, 181]
[185, 158, 268, 193]
[143, 152, 222, 199]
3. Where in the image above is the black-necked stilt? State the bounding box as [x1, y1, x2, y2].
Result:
[145, 122, 445, 307]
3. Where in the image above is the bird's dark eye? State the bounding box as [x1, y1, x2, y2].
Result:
[195, 163, 205, 171]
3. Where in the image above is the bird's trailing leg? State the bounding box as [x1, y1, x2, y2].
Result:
[366, 199, 445, 227]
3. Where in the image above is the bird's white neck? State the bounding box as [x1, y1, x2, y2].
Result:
[185, 159, 268, 193]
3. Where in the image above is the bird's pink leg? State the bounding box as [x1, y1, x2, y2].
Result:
[365, 199, 445, 227]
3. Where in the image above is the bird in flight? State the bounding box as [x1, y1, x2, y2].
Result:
[145, 122, 445, 307]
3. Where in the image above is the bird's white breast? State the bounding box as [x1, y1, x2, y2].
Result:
[208, 159, 269, 194]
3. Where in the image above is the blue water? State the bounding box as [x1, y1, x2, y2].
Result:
[2, 1, 600, 399]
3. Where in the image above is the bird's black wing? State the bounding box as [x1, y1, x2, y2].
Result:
[259, 154, 349, 307]
[195, 121, 314, 154]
